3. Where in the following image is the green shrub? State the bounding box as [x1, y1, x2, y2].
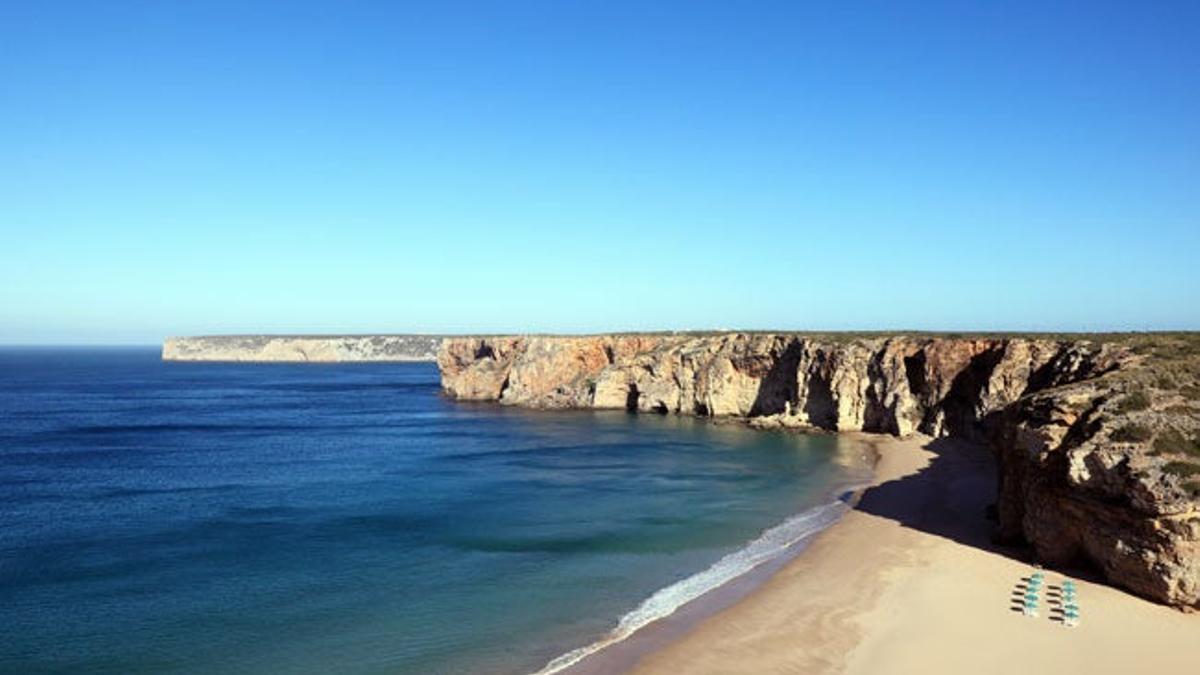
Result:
[1116, 389, 1151, 413]
[1152, 337, 1200, 360]
[1155, 374, 1177, 390]
[1153, 429, 1200, 458]
[1185, 480, 1200, 498]
[1111, 424, 1154, 443]
[1163, 461, 1200, 478]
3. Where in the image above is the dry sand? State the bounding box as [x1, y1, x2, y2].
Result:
[623, 433, 1198, 675]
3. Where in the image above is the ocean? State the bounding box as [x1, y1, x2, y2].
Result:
[0, 348, 871, 674]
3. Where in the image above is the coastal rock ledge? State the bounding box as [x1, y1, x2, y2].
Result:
[163, 335, 441, 362]
[438, 333, 1200, 609]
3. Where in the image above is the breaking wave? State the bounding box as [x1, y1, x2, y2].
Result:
[532, 498, 852, 674]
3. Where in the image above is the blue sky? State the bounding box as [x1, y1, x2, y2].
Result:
[3, 1, 1198, 343]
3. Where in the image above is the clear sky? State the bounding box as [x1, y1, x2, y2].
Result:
[3, 1, 1198, 343]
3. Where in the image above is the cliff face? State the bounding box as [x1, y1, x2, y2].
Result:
[438, 333, 1200, 609]
[163, 335, 441, 362]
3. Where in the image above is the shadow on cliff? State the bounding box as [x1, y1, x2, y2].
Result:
[853, 436, 1027, 557]
[748, 340, 802, 417]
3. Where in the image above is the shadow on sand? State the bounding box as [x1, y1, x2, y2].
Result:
[853, 436, 1012, 551]
[848, 434, 1111, 611]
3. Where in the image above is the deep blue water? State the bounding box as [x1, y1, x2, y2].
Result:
[0, 349, 868, 674]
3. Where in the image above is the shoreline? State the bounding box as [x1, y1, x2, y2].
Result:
[611, 433, 1199, 675]
[545, 431, 884, 675]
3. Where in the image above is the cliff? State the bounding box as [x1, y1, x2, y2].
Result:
[162, 335, 442, 362]
[438, 333, 1200, 609]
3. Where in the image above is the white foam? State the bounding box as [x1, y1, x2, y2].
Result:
[531, 499, 851, 675]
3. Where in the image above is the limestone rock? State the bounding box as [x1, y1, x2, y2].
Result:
[162, 335, 442, 362]
[438, 332, 1200, 609]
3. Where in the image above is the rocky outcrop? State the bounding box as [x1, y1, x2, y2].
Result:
[163, 335, 442, 362]
[438, 333, 1200, 609]
[992, 375, 1200, 609]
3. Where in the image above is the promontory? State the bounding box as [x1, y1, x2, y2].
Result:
[162, 331, 1200, 610]
[437, 332, 1200, 610]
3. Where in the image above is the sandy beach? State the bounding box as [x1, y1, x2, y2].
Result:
[623, 433, 1199, 675]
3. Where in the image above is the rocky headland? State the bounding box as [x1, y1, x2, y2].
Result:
[162, 335, 442, 362]
[438, 332, 1200, 609]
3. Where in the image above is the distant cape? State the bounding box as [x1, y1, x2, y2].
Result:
[161, 334, 442, 362]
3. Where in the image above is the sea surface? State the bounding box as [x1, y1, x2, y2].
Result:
[0, 348, 871, 674]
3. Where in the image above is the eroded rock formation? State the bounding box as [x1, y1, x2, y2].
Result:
[438, 333, 1200, 609]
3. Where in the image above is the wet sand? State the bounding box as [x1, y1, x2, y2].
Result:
[621, 433, 1199, 675]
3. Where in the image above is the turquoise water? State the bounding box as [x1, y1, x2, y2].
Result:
[0, 349, 869, 674]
